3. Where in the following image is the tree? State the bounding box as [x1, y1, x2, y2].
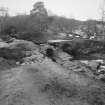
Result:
[30, 1, 49, 32]
[100, 0, 105, 39]
[30, 1, 48, 16]
[0, 7, 9, 34]
[83, 20, 97, 39]
[0, 7, 8, 17]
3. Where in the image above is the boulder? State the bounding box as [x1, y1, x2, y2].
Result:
[9, 39, 39, 51]
[0, 39, 39, 61]
[61, 39, 105, 60]
[0, 57, 16, 70]
[0, 42, 9, 48]
[21, 53, 44, 65]
[80, 60, 100, 71]
[57, 51, 73, 61]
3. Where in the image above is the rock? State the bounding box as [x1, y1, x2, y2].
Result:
[93, 59, 104, 64]
[22, 53, 44, 65]
[98, 68, 105, 74]
[80, 60, 89, 65]
[40, 44, 55, 55]
[100, 65, 105, 69]
[0, 47, 26, 61]
[97, 74, 105, 80]
[0, 42, 9, 48]
[0, 39, 39, 61]
[61, 39, 105, 60]
[9, 39, 39, 51]
[0, 38, 3, 42]
[86, 61, 99, 70]
[80, 60, 102, 72]
[57, 51, 73, 61]
[59, 60, 94, 77]
[0, 57, 16, 70]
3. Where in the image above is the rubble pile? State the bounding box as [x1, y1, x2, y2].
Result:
[1, 38, 105, 105]
[21, 52, 44, 65]
[31, 43, 105, 81]
[80, 60, 105, 81]
[39, 43, 105, 82]
[57, 51, 105, 81]
[0, 38, 105, 82]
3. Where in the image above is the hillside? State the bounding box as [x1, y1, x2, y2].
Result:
[0, 1, 105, 105]
[0, 38, 105, 105]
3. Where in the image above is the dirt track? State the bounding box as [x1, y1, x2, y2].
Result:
[0, 58, 105, 105]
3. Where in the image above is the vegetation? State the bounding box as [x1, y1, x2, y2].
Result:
[0, 1, 105, 105]
[0, 1, 105, 41]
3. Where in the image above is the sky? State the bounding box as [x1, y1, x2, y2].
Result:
[0, 0, 103, 20]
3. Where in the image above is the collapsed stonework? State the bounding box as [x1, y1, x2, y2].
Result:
[0, 38, 105, 105]
[0, 38, 105, 81]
